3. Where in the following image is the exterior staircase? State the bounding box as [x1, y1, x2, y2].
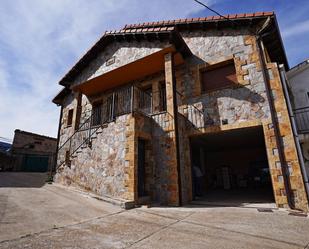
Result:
[55, 85, 152, 171]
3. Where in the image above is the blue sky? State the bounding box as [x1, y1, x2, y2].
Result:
[0, 0, 308, 140]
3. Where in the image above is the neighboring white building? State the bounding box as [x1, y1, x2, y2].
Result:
[287, 59, 309, 176]
[287, 59, 309, 109]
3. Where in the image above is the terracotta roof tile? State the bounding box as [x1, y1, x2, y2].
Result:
[246, 13, 254, 17]
[255, 12, 265, 16]
[122, 12, 274, 30]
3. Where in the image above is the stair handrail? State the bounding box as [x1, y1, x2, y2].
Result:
[57, 112, 94, 153]
[56, 86, 154, 170]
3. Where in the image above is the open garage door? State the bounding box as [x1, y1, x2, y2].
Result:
[190, 126, 275, 207]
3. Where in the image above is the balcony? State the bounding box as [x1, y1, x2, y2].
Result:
[90, 85, 152, 127]
[294, 106, 309, 134]
[56, 85, 152, 170]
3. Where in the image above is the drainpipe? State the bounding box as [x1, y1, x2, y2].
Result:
[278, 65, 309, 202]
[256, 36, 294, 209]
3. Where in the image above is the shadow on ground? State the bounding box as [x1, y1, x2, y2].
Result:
[0, 172, 48, 188]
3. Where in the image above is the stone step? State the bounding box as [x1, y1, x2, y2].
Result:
[54, 185, 135, 210]
[92, 195, 135, 210]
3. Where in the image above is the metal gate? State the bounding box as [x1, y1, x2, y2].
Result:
[22, 155, 49, 172]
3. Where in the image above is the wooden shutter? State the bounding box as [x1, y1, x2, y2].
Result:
[201, 62, 237, 92]
[67, 109, 74, 126]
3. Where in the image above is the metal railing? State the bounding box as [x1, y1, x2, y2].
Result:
[133, 86, 152, 115]
[184, 103, 217, 129]
[56, 85, 153, 170]
[56, 112, 101, 169]
[294, 106, 309, 134]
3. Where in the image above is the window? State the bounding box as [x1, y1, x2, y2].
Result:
[159, 81, 167, 112]
[74, 93, 82, 131]
[91, 101, 102, 126]
[67, 109, 74, 127]
[65, 150, 71, 168]
[201, 60, 238, 93]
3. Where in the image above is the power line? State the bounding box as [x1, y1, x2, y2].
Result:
[193, 0, 236, 24]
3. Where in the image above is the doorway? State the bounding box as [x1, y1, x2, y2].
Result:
[190, 126, 275, 207]
[138, 138, 146, 197]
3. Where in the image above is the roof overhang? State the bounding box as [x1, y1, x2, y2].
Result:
[123, 12, 288, 70]
[72, 46, 185, 96]
[60, 28, 191, 87]
[56, 12, 289, 95]
[52, 87, 71, 105]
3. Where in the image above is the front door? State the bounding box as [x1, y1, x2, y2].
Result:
[138, 139, 146, 197]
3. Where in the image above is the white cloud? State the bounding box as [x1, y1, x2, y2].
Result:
[0, 0, 213, 139]
[282, 19, 309, 38]
[0, 60, 9, 88]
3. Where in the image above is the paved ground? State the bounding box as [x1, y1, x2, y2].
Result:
[0, 172, 309, 249]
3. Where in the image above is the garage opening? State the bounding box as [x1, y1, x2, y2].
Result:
[190, 126, 275, 207]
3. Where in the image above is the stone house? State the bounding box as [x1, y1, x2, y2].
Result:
[53, 12, 309, 211]
[11, 129, 57, 172]
[287, 59, 309, 180]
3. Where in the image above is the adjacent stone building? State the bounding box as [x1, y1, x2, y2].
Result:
[53, 12, 309, 211]
[11, 130, 57, 172]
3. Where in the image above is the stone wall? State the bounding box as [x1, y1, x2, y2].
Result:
[55, 114, 131, 200]
[11, 130, 57, 171]
[55, 27, 308, 210]
[12, 130, 57, 155]
[264, 62, 308, 210]
[72, 41, 169, 87]
[178, 30, 270, 129]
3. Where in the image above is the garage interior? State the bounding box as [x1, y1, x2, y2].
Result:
[190, 126, 275, 207]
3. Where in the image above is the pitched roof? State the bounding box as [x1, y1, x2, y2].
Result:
[288, 59, 309, 77]
[56, 11, 288, 93]
[14, 129, 57, 141]
[59, 27, 191, 86]
[122, 12, 274, 30]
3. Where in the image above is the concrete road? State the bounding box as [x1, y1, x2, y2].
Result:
[0, 172, 309, 249]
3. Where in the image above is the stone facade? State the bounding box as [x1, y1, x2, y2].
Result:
[54, 24, 308, 211]
[11, 130, 57, 172]
[55, 115, 130, 199]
